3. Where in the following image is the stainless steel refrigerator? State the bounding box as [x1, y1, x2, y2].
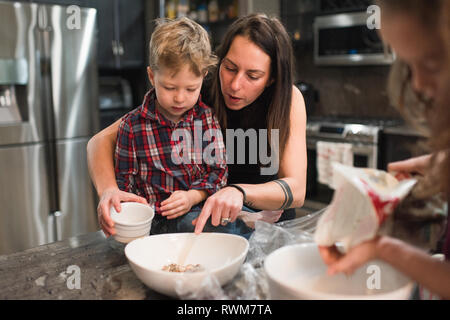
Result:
[0, 1, 100, 255]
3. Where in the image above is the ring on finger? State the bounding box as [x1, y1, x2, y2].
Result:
[221, 217, 231, 226]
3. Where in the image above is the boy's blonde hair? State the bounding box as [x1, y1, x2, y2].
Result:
[149, 17, 217, 76]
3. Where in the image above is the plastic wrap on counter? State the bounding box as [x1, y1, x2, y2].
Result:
[174, 209, 325, 300]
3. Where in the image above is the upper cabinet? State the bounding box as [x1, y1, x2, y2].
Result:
[160, 0, 239, 49]
[280, 0, 374, 45]
[280, 0, 317, 44]
[23, 0, 146, 70]
[318, 0, 373, 15]
[27, 0, 88, 5]
[88, 0, 146, 70]
[117, 0, 146, 69]
[158, 0, 278, 49]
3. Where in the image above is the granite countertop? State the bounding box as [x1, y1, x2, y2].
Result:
[0, 231, 171, 300]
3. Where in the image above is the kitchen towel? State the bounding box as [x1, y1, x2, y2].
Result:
[316, 141, 353, 188]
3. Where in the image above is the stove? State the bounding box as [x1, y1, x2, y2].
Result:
[306, 117, 403, 144]
[304, 116, 402, 206]
[307, 116, 402, 127]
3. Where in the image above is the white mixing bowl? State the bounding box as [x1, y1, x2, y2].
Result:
[124, 233, 249, 298]
[110, 202, 154, 243]
[264, 243, 413, 300]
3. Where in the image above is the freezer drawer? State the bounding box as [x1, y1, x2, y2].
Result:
[0, 143, 52, 255]
[55, 138, 99, 241]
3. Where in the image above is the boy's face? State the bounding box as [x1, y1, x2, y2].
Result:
[147, 65, 204, 123]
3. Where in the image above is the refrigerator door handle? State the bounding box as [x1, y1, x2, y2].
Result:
[53, 210, 64, 241]
[118, 42, 124, 56]
[37, 5, 52, 32]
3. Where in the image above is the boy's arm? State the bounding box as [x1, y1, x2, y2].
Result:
[161, 111, 226, 219]
[115, 119, 138, 194]
[186, 189, 208, 206]
[189, 111, 228, 196]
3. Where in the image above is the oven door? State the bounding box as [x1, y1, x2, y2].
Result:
[306, 138, 378, 205]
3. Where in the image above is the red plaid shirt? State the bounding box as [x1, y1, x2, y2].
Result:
[115, 89, 227, 215]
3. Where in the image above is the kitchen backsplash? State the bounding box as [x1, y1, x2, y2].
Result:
[280, 0, 402, 120]
[293, 43, 402, 120]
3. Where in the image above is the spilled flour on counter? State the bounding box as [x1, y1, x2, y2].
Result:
[35, 275, 47, 287]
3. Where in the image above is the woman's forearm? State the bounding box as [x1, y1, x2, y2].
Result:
[87, 119, 121, 196]
[377, 236, 450, 299]
[238, 177, 305, 210]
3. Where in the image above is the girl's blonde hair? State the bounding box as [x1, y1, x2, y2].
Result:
[149, 17, 217, 76]
[379, 0, 450, 198]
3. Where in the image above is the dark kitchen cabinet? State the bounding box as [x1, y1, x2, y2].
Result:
[280, 0, 318, 44]
[28, 0, 88, 5]
[117, 0, 146, 68]
[318, 0, 373, 15]
[24, 0, 146, 69]
[88, 0, 145, 69]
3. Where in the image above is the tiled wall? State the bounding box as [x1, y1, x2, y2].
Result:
[293, 43, 402, 119]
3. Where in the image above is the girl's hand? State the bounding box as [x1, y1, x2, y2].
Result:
[318, 237, 382, 276]
[387, 154, 432, 177]
[160, 191, 194, 219]
[97, 187, 148, 237]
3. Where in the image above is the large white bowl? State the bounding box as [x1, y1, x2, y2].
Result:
[110, 202, 155, 243]
[264, 243, 414, 300]
[124, 233, 249, 298]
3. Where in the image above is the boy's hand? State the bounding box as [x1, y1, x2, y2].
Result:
[97, 187, 148, 237]
[160, 190, 194, 219]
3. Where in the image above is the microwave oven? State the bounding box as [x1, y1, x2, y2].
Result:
[314, 11, 395, 66]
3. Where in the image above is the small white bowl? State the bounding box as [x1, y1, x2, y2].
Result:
[110, 202, 155, 243]
[124, 233, 249, 298]
[264, 243, 414, 300]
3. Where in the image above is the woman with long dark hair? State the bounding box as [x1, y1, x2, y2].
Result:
[87, 14, 307, 237]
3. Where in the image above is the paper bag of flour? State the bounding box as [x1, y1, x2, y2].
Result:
[314, 163, 417, 252]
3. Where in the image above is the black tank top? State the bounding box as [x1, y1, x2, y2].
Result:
[225, 88, 278, 185]
[201, 79, 278, 184]
[201, 79, 295, 220]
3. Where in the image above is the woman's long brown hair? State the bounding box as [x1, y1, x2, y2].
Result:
[379, 0, 450, 198]
[210, 14, 295, 164]
[436, 0, 450, 199]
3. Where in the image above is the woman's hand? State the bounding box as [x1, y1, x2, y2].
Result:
[237, 210, 283, 229]
[192, 186, 244, 234]
[97, 187, 148, 237]
[318, 236, 382, 276]
[160, 191, 194, 219]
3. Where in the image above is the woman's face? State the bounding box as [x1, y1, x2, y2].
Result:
[380, 12, 448, 101]
[219, 35, 273, 110]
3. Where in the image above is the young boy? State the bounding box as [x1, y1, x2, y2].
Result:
[115, 17, 227, 234]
